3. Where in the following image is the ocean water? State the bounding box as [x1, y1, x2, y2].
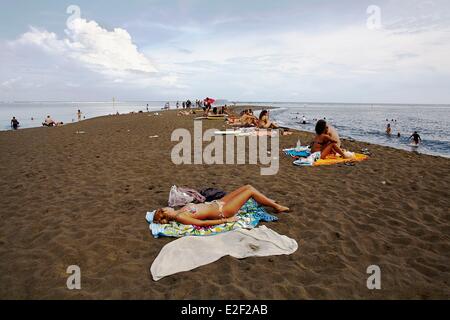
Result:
[1, 101, 449, 158]
[237, 102, 450, 158]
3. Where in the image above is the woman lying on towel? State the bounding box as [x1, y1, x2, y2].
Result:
[153, 185, 289, 227]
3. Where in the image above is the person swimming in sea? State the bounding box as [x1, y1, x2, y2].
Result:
[152, 185, 289, 226]
[409, 131, 422, 145]
[386, 123, 392, 136]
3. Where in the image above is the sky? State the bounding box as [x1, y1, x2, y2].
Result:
[0, 0, 449, 104]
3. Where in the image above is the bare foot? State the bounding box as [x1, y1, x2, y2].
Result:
[275, 204, 290, 213]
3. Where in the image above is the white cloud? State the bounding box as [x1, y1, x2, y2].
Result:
[14, 18, 157, 76]
[1, 77, 22, 88]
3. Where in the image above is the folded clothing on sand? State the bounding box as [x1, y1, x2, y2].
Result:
[293, 151, 322, 166]
[145, 199, 278, 238]
[151, 225, 298, 281]
[199, 188, 227, 202]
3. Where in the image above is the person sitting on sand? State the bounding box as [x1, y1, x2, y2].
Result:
[311, 120, 350, 160]
[409, 131, 422, 145]
[220, 105, 229, 115]
[326, 124, 341, 148]
[153, 185, 289, 227]
[11, 117, 19, 130]
[239, 109, 259, 127]
[43, 115, 56, 127]
[258, 110, 279, 129]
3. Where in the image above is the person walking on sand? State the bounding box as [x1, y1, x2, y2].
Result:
[409, 131, 422, 145]
[152, 185, 289, 227]
[11, 117, 19, 130]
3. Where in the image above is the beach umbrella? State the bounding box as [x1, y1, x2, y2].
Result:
[204, 97, 216, 105]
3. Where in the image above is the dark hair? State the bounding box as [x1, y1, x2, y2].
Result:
[315, 120, 327, 135]
[259, 110, 268, 121]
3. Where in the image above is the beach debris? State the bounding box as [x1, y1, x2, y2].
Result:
[361, 148, 372, 156]
[149, 135, 159, 139]
[381, 181, 386, 185]
[344, 162, 356, 166]
[75, 131, 86, 134]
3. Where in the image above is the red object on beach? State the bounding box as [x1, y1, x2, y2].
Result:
[204, 97, 216, 105]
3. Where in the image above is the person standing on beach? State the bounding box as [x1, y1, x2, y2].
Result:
[409, 131, 422, 145]
[11, 117, 19, 130]
[77, 109, 82, 121]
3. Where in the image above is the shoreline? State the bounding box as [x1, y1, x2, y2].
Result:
[2, 104, 449, 160]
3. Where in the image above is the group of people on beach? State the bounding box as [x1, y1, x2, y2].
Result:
[163, 99, 207, 111]
[10, 109, 85, 130]
[227, 109, 283, 129]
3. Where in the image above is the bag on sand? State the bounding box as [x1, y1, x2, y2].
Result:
[177, 187, 206, 204]
[168, 186, 194, 207]
[199, 188, 227, 202]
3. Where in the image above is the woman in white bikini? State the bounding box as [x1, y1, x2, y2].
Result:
[153, 185, 289, 226]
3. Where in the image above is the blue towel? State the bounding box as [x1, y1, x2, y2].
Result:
[283, 148, 311, 158]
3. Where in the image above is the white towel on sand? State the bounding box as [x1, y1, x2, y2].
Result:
[150, 225, 298, 281]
